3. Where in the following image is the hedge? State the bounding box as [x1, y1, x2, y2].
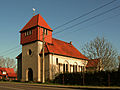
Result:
[51, 71, 120, 86]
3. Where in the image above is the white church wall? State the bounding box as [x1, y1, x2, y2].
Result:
[49, 54, 88, 80]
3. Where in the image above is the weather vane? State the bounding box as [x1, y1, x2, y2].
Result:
[32, 8, 36, 16]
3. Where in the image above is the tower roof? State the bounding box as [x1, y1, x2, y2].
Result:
[20, 14, 52, 32]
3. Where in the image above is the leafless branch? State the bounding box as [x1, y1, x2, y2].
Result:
[81, 37, 118, 70]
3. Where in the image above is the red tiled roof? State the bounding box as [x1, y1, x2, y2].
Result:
[17, 38, 88, 60]
[86, 59, 100, 67]
[41, 38, 88, 59]
[0, 68, 6, 72]
[0, 68, 17, 78]
[20, 14, 52, 32]
[7, 73, 17, 78]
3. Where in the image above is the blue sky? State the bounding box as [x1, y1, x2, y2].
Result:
[0, 0, 120, 59]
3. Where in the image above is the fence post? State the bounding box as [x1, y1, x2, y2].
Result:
[82, 67, 85, 85]
[108, 72, 110, 86]
[63, 74, 64, 84]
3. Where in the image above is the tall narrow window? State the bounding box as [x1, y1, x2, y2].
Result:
[27, 31, 29, 36]
[83, 66, 85, 72]
[81, 66, 84, 72]
[59, 64, 60, 73]
[79, 66, 81, 72]
[56, 58, 58, 65]
[73, 65, 77, 73]
[46, 29, 48, 35]
[25, 30, 32, 36]
[70, 65, 72, 72]
[44, 29, 48, 35]
[73, 65, 75, 73]
[75, 65, 77, 72]
[29, 30, 32, 35]
[63, 64, 65, 73]
[25, 32, 27, 36]
[66, 64, 68, 72]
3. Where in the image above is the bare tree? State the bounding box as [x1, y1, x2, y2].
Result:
[50, 64, 59, 79]
[81, 37, 118, 70]
[118, 56, 120, 71]
[118, 56, 120, 60]
[0, 56, 17, 71]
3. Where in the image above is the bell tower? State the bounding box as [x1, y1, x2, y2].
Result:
[20, 14, 53, 44]
[20, 14, 53, 82]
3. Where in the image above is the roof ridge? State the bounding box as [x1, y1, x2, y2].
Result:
[52, 38, 70, 44]
[37, 14, 39, 26]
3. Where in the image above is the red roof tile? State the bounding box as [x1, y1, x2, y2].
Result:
[0, 68, 17, 78]
[86, 59, 100, 67]
[41, 38, 88, 59]
[0, 68, 6, 72]
[0, 71, 1, 75]
[20, 14, 52, 32]
[7, 73, 17, 78]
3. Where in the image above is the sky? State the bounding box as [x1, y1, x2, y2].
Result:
[0, 0, 120, 59]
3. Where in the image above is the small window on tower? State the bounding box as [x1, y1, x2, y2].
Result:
[27, 31, 29, 36]
[27, 49, 32, 55]
[25, 30, 32, 36]
[25, 32, 27, 36]
[29, 30, 32, 35]
[44, 29, 48, 35]
[29, 49, 32, 55]
[46, 29, 48, 35]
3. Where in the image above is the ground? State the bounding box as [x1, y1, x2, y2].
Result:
[0, 81, 120, 90]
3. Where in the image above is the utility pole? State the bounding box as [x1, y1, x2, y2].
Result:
[42, 28, 45, 83]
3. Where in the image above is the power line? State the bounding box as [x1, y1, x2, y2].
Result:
[12, 2, 120, 47]
[2, 47, 22, 57]
[53, 0, 117, 30]
[0, 45, 20, 55]
[39, 0, 120, 40]
[68, 12, 120, 33]
[53, 5, 120, 35]
[0, 0, 118, 56]
[0, 15, 32, 55]
[52, 12, 120, 45]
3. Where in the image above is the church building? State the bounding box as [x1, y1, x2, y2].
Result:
[16, 14, 89, 83]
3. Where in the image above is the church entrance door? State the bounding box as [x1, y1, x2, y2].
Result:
[28, 68, 33, 81]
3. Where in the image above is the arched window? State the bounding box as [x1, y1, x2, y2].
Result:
[73, 62, 78, 73]
[63, 61, 69, 73]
